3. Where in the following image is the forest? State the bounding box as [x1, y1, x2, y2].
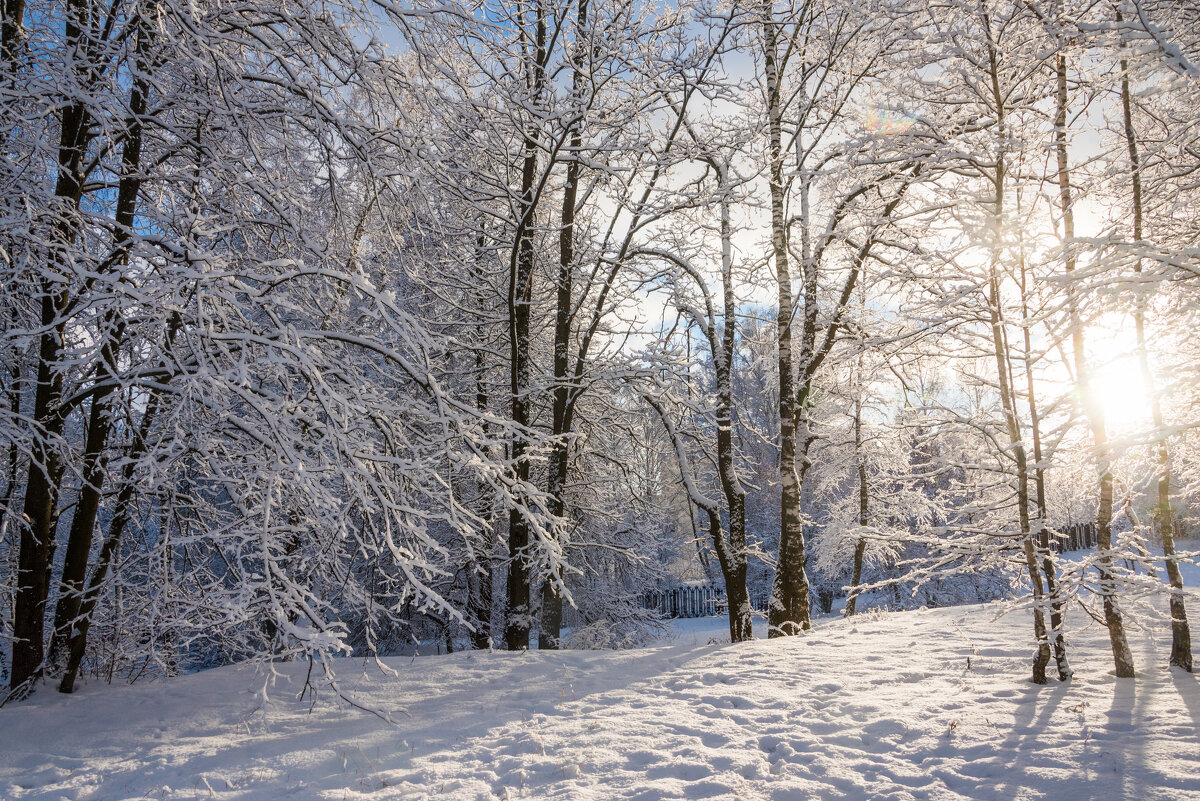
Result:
[2, 0, 1199, 722]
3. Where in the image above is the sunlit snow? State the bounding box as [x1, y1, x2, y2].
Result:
[2, 599, 1197, 801]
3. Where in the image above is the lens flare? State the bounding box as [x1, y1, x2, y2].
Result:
[861, 107, 917, 135]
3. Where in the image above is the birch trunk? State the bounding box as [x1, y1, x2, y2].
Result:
[1119, 35, 1191, 671]
[1055, 36, 1134, 678]
[1017, 247, 1071, 680]
[983, 23, 1051, 683]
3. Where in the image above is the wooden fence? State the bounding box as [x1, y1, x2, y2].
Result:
[1057, 522, 1097, 552]
[643, 585, 772, 619]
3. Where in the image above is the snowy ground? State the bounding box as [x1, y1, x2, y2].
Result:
[3, 599, 1199, 801]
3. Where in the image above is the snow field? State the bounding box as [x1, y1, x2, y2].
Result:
[1, 601, 1198, 800]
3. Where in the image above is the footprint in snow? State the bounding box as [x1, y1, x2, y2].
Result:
[700, 672, 733, 686]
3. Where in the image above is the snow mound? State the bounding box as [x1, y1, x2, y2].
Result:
[2, 602, 1198, 800]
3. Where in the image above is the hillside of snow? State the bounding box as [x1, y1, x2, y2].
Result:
[2, 601, 1198, 801]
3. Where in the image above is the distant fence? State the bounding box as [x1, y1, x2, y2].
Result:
[643, 584, 772, 619]
[1057, 522, 1097, 553]
[643, 585, 721, 618]
[1053, 519, 1191, 552]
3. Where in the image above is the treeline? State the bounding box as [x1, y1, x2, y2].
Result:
[2, 0, 1199, 702]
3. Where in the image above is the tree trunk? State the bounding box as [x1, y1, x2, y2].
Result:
[1119, 37, 1191, 671]
[504, 2, 547, 651]
[983, 27, 1050, 683]
[538, 0, 589, 651]
[48, 18, 150, 679]
[1, 0, 25, 68]
[467, 309, 495, 651]
[1056, 40, 1134, 678]
[466, 561, 493, 651]
[846, 395, 868, 617]
[1017, 248, 1071, 680]
[763, 5, 811, 637]
[9, 0, 93, 698]
[989, 269, 1052, 685]
[0, 357, 20, 548]
[58, 383, 164, 693]
[713, 162, 752, 643]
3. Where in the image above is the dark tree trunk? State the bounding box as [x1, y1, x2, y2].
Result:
[467, 318, 495, 651]
[504, 3, 547, 651]
[846, 395, 868, 617]
[0, 357, 20, 546]
[48, 20, 149, 679]
[1, 0, 25, 67]
[538, 0, 589, 652]
[713, 175, 753, 644]
[655, 156, 759, 643]
[9, 0, 93, 698]
[466, 559, 493, 651]
[763, 6, 811, 638]
[58, 383, 163, 694]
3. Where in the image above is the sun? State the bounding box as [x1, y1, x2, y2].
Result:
[1090, 353, 1153, 434]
